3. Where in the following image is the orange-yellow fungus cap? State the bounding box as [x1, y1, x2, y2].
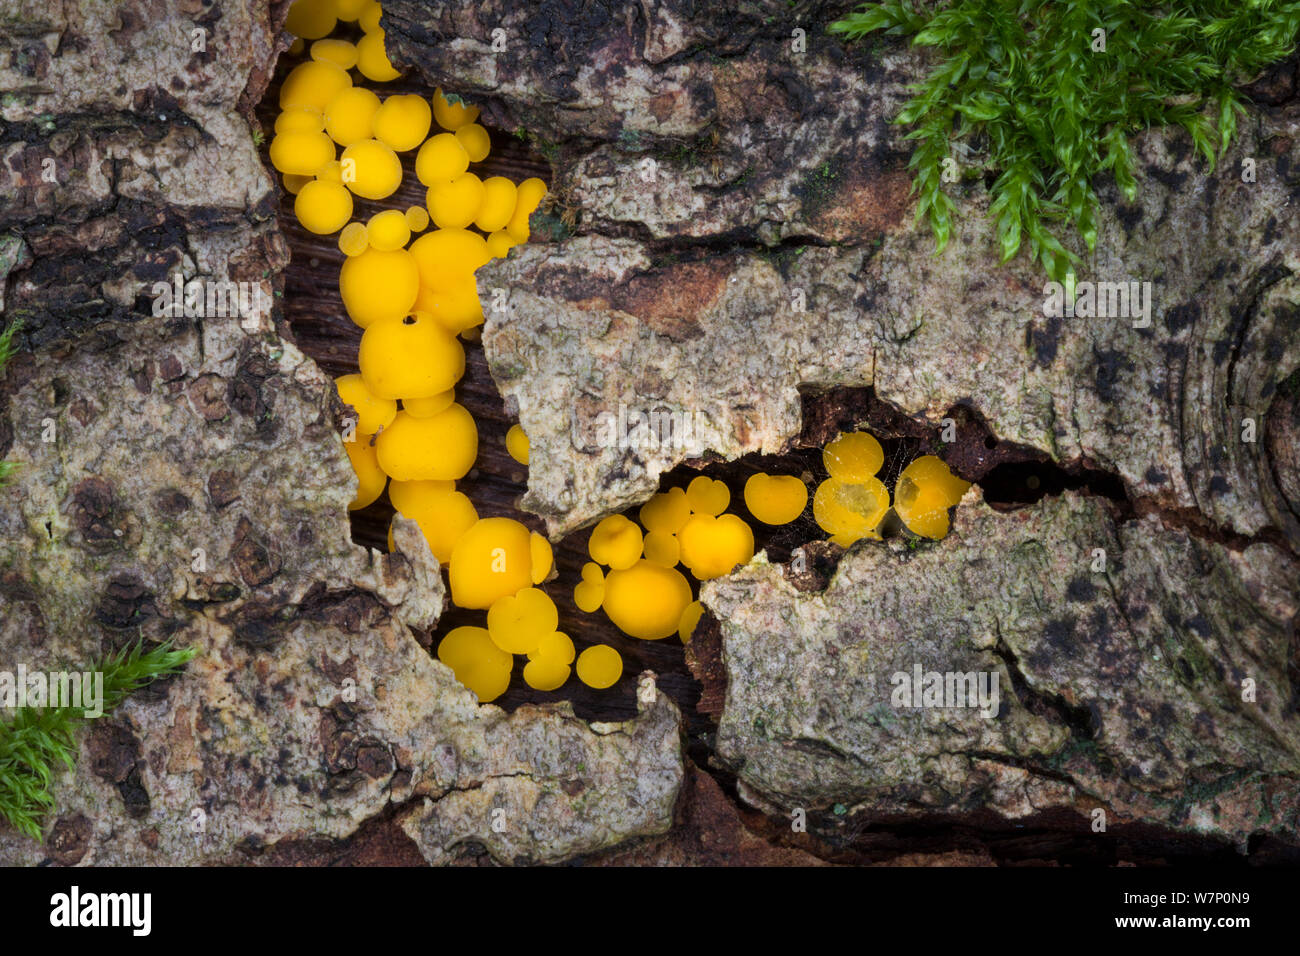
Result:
[356, 30, 401, 82]
[823, 431, 884, 482]
[455, 122, 491, 162]
[812, 475, 890, 542]
[359, 311, 465, 397]
[678, 513, 755, 580]
[506, 424, 529, 465]
[573, 562, 605, 613]
[339, 247, 420, 327]
[678, 600, 704, 643]
[374, 404, 477, 481]
[529, 631, 575, 665]
[311, 38, 358, 70]
[642, 530, 680, 567]
[427, 172, 486, 230]
[409, 228, 490, 291]
[282, 172, 313, 195]
[280, 59, 351, 112]
[294, 179, 353, 234]
[602, 560, 693, 640]
[358, 0, 383, 32]
[485, 230, 518, 259]
[588, 514, 643, 570]
[335, 373, 397, 436]
[475, 177, 518, 233]
[576, 645, 623, 689]
[639, 487, 691, 533]
[414, 132, 470, 186]
[324, 86, 381, 147]
[505, 177, 548, 241]
[448, 517, 535, 609]
[340, 138, 403, 200]
[388, 478, 455, 517]
[413, 274, 483, 335]
[338, 221, 369, 256]
[269, 131, 334, 176]
[743, 473, 808, 525]
[285, 0, 337, 40]
[894, 455, 970, 540]
[373, 93, 432, 152]
[390, 483, 476, 565]
[402, 390, 454, 418]
[336, 0, 369, 21]
[343, 436, 387, 511]
[522, 656, 570, 691]
[437, 626, 511, 702]
[685, 475, 730, 516]
[365, 208, 411, 252]
[432, 87, 481, 131]
[487, 587, 558, 655]
[405, 205, 430, 232]
[275, 107, 324, 134]
[529, 532, 553, 584]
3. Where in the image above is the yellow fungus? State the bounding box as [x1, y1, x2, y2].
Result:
[375, 404, 477, 480]
[402, 390, 454, 417]
[356, 30, 401, 82]
[685, 475, 730, 516]
[529, 531, 553, 584]
[387, 478, 454, 517]
[414, 132, 470, 186]
[576, 645, 623, 689]
[358, 311, 464, 396]
[678, 600, 704, 643]
[335, 373, 396, 436]
[323, 86, 380, 147]
[343, 436, 386, 510]
[522, 656, 570, 691]
[269, 131, 334, 176]
[426, 172, 486, 230]
[294, 178, 353, 234]
[437, 626, 511, 703]
[602, 560, 693, 640]
[365, 208, 410, 252]
[642, 530, 680, 567]
[339, 138, 402, 200]
[413, 274, 483, 335]
[405, 205, 430, 232]
[274, 107, 324, 134]
[315, 159, 344, 183]
[640, 487, 690, 533]
[588, 515, 643, 570]
[485, 230, 517, 259]
[529, 631, 575, 665]
[823, 431, 884, 482]
[358, 0, 383, 32]
[678, 513, 755, 580]
[285, 0, 336, 40]
[506, 424, 529, 465]
[394, 489, 477, 565]
[432, 87, 481, 131]
[455, 122, 491, 162]
[487, 587, 557, 655]
[282, 172, 312, 195]
[505, 176, 548, 242]
[335, 0, 369, 21]
[373, 93, 432, 152]
[812, 474, 889, 545]
[448, 517, 535, 609]
[409, 228, 489, 291]
[573, 562, 605, 613]
[743, 473, 808, 525]
[894, 455, 971, 540]
[338, 221, 369, 256]
[279, 60, 351, 113]
[475, 177, 518, 233]
[339, 247, 419, 327]
[310, 38, 358, 70]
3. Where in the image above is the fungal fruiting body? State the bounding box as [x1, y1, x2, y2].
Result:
[894, 455, 971, 540]
[813, 431, 890, 547]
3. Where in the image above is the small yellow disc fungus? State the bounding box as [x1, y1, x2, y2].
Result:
[409, 228, 490, 290]
[269, 131, 334, 175]
[894, 455, 971, 541]
[294, 179, 353, 234]
[487, 587, 558, 655]
[455, 122, 491, 162]
[505, 177, 548, 242]
[603, 560, 693, 640]
[576, 645, 623, 689]
[405, 205, 430, 232]
[335, 373, 396, 435]
[678, 600, 704, 643]
[485, 230, 518, 259]
[642, 530, 680, 567]
[448, 517, 535, 609]
[343, 436, 387, 510]
[685, 475, 730, 516]
[743, 473, 808, 525]
[402, 390, 454, 417]
[522, 656, 570, 692]
[335, 0, 369, 21]
[285, 0, 336, 40]
[573, 562, 605, 613]
[282, 172, 313, 195]
[373, 93, 432, 152]
[437, 626, 511, 703]
[529, 531, 553, 584]
[358, 0, 383, 32]
[812, 475, 890, 543]
[358, 311, 464, 397]
[311, 38, 358, 70]
[432, 87, 481, 131]
[588, 515, 643, 570]
[275, 107, 324, 134]
[475, 177, 518, 233]
[506, 424, 529, 465]
[530, 631, 575, 665]
[427, 173, 486, 230]
[365, 208, 411, 252]
[280, 60, 351, 113]
[315, 159, 344, 183]
[640, 486, 691, 533]
[413, 275, 483, 335]
[414, 132, 470, 186]
[339, 247, 419, 327]
[356, 30, 401, 82]
[339, 138, 402, 199]
[338, 221, 369, 256]
[324, 86, 380, 147]
[405, 489, 478, 565]
[375, 404, 477, 480]
[678, 513, 755, 580]
[824, 431, 884, 482]
[388, 478, 454, 517]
